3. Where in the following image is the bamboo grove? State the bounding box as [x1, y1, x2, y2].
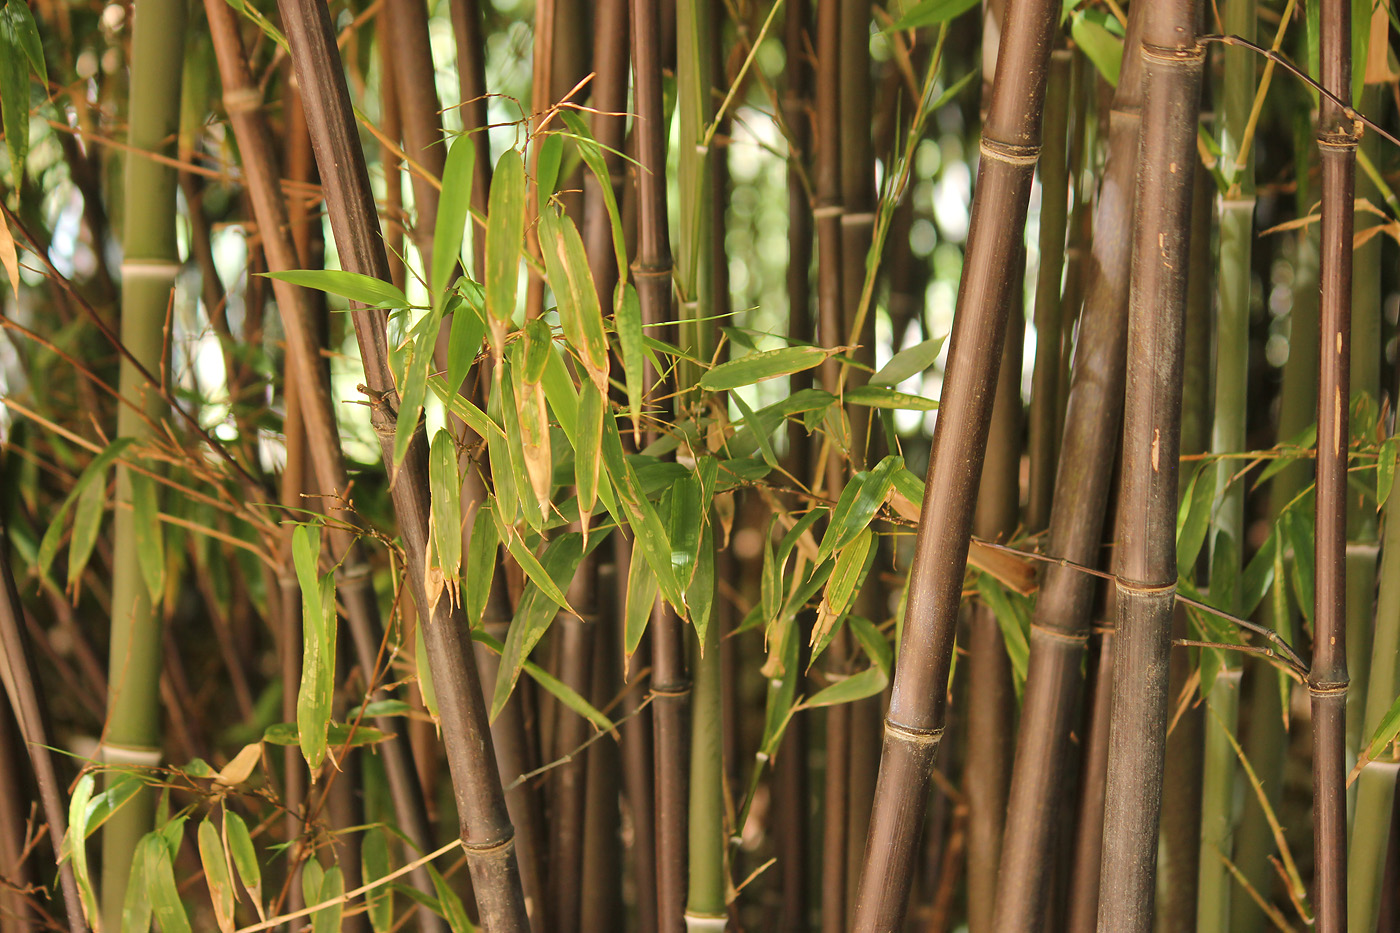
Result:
[5, 0, 1400, 929]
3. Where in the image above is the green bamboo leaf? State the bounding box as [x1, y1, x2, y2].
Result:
[559, 111, 628, 282]
[777, 510, 825, 566]
[1256, 423, 1316, 487]
[1239, 526, 1277, 619]
[575, 379, 604, 517]
[688, 522, 716, 644]
[485, 149, 526, 339]
[869, 335, 947, 386]
[1071, 10, 1123, 87]
[222, 811, 262, 917]
[429, 429, 463, 609]
[1364, 692, 1400, 763]
[498, 357, 544, 529]
[43, 437, 133, 588]
[415, 621, 438, 719]
[292, 523, 336, 771]
[301, 861, 324, 924]
[262, 269, 407, 309]
[487, 369, 520, 524]
[977, 576, 1031, 689]
[445, 289, 487, 398]
[849, 615, 893, 677]
[83, 773, 143, 839]
[1, 1, 45, 83]
[1280, 507, 1315, 626]
[122, 834, 154, 933]
[147, 830, 193, 933]
[812, 528, 876, 650]
[730, 391, 778, 467]
[887, 0, 980, 30]
[393, 339, 429, 473]
[1378, 435, 1399, 508]
[432, 135, 476, 304]
[491, 532, 586, 719]
[624, 540, 658, 661]
[539, 208, 610, 384]
[666, 473, 705, 587]
[614, 284, 646, 440]
[198, 820, 235, 933]
[843, 385, 939, 411]
[64, 772, 100, 928]
[536, 132, 564, 205]
[801, 665, 889, 708]
[361, 827, 394, 933]
[430, 374, 500, 440]
[699, 346, 834, 392]
[523, 318, 553, 383]
[67, 467, 107, 591]
[818, 456, 902, 564]
[727, 389, 835, 459]
[1176, 463, 1213, 571]
[492, 508, 578, 614]
[760, 520, 782, 628]
[464, 504, 499, 631]
[312, 866, 344, 933]
[428, 865, 474, 932]
[598, 417, 686, 609]
[261, 722, 390, 747]
[131, 471, 165, 603]
[511, 353, 553, 521]
[0, 5, 36, 183]
[476, 628, 614, 730]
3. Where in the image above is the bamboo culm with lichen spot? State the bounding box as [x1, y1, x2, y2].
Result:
[1094, 0, 1203, 926]
[1310, 0, 1357, 923]
[272, 0, 531, 928]
[848, 0, 1061, 924]
[99, 0, 187, 923]
[989, 6, 1145, 930]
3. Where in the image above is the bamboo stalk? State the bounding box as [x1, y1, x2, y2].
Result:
[848, 0, 1061, 923]
[1094, 0, 1203, 925]
[1025, 46, 1071, 532]
[0, 512, 85, 933]
[100, 0, 187, 920]
[272, 1, 531, 927]
[1309, 0, 1357, 923]
[447, 0, 494, 274]
[964, 286, 1022, 933]
[989, 7, 1146, 929]
[629, 0, 690, 928]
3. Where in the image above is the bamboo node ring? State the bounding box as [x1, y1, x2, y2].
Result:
[884, 719, 944, 746]
[812, 204, 845, 219]
[222, 87, 263, 113]
[630, 264, 673, 279]
[652, 680, 693, 698]
[841, 211, 877, 226]
[462, 831, 516, 855]
[119, 258, 182, 278]
[1317, 131, 1359, 150]
[1114, 577, 1176, 596]
[1140, 42, 1206, 63]
[98, 743, 164, 766]
[1029, 623, 1089, 646]
[1308, 680, 1348, 695]
[978, 139, 1039, 165]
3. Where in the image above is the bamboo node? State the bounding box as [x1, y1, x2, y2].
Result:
[841, 211, 876, 226]
[462, 831, 517, 856]
[119, 258, 182, 279]
[978, 139, 1040, 165]
[812, 204, 844, 219]
[222, 87, 263, 113]
[1029, 622, 1089, 646]
[884, 719, 944, 746]
[652, 680, 693, 698]
[97, 742, 164, 766]
[1316, 131, 1359, 150]
[1114, 577, 1176, 596]
[1307, 680, 1348, 695]
[1140, 41, 1206, 64]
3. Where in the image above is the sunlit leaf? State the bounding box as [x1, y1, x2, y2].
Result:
[1176, 462, 1213, 572]
[263, 269, 407, 309]
[445, 289, 487, 398]
[802, 666, 888, 708]
[869, 334, 947, 386]
[624, 540, 658, 661]
[887, 0, 980, 31]
[614, 284, 646, 440]
[1071, 10, 1123, 87]
[67, 465, 107, 591]
[147, 829, 193, 933]
[491, 532, 586, 719]
[812, 527, 875, 651]
[63, 773, 100, 929]
[700, 346, 835, 392]
[485, 149, 526, 349]
[843, 385, 939, 411]
[223, 811, 262, 918]
[198, 820, 236, 933]
[432, 135, 476, 304]
[818, 456, 902, 564]
[429, 429, 463, 608]
[575, 379, 604, 518]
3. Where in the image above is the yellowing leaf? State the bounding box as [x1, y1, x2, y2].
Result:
[213, 743, 262, 787]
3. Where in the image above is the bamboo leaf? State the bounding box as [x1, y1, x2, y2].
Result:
[122, 834, 154, 932]
[977, 575, 1031, 690]
[575, 379, 604, 518]
[198, 820, 235, 933]
[802, 665, 889, 708]
[869, 335, 947, 386]
[464, 504, 498, 631]
[0, 4, 36, 182]
[1363, 691, 1400, 764]
[499, 356, 544, 529]
[730, 390, 778, 467]
[262, 269, 407, 309]
[46, 438, 135, 589]
[849, 615, 893, 677]
[887, 0, 980, 30]
[818, 456, 902, 564]
[1239, 526, 1277, 620]
[393, 339, 429, 473]
[492, 508, 578, 614]
[491, 532, 586, 719]
[222, 811, 262, 917]
[559, 111, 629, 282]
[262, 722, 391, 747]
[624, 540, 658, 661]
[361, 828, 393, 933]
[429, 429, 463, 608]
[1378, 435, 1399, 508]
[511, 352, 553, 520]
[699, 346, 835, 392]
[292, 524, 336, 771]
[147, 830, 193, 933]
[301, 862, 324, 925]
[843, 385, 939, 411]
[213, 743, 262, 787]
[416, 623, 438, 720]
[689, 522, 716, 644]
[432, 135, 476, 304]
[540, 208, 610, 385]
[430, 373, 500, 440]
[1071, 10, 1123, 87]
[67, 466, 107, 591]
[445, 289, 487, 398]
[428, 866, 474, 932]
[665, 473, 705, 587]
[475, 628, 615, 730]
[485, 149, 526, 344]
[1279, 506, 1315, 626]
[131, 471, 165, 603]
[1176, 463, 1214, 571]
[812, 528, 876, 651]
[536, 133, 564, 205]
[63, 772, 100, 929]
[615, 284, 646, 439]
[312, 867, 344, 933]
[487, 368, 519, 524]
[599, 416, 686, 610]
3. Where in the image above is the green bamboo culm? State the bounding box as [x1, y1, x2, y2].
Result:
[1309, 0, 1358, 923]
[848, 0, 1062, 923]
[1094, 0, 1203, 926]
[1196, 0, 1257, 925]
[100, 0, 188, 924]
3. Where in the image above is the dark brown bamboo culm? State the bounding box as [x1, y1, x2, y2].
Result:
[964, 280, 1023, 933]
[1310, 0, 1357, 924]
[989, 6, 1145, 930]
[630, 0, 689, 929]
[448, 0, 494, 275]
[1094, 0, 1203, 927]
[847, 0, 1061, 923]
[202, 6, 449, 926]
[0, 513, 85, 933]
[272, 1, 531, 928]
